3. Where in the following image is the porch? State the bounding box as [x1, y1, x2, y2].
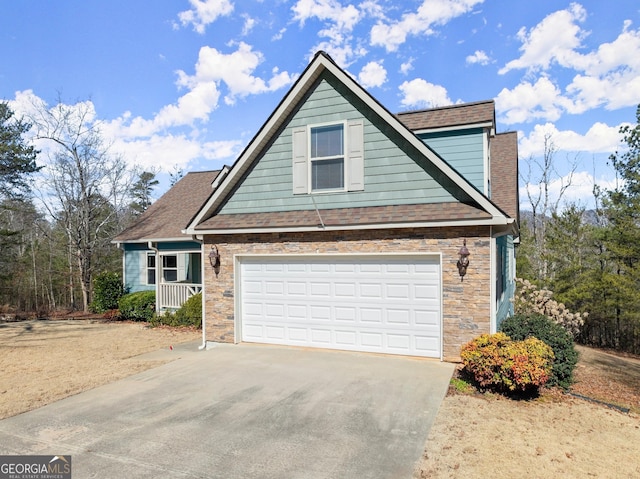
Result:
[158, 282, 203, 310]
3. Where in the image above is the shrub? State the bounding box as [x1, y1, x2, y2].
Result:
[118, 291, 156, 322]
[500, 313, 579, 389]
[513, 278, 587, 337]
[461, 332, 554, 394]
[90, 272, 125, 313]
[150, 293, 202, 328]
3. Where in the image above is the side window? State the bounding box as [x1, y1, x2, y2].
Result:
[162, 255, 178, 282]
[146, 253, 156, 285]
[310, 124, 344, 191]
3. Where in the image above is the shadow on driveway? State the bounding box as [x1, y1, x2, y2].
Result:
[0, 343, 454, 479]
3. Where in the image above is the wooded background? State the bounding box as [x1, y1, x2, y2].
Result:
[2, 99, 639, 353]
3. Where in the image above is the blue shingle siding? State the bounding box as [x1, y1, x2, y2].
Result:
[123, 246, 154, 293]
[218, 72, 466, 215]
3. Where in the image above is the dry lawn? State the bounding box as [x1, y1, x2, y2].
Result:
[415, 346, 640, 478]
[0, 319, 200, 419]
[1, 319, 639, 478]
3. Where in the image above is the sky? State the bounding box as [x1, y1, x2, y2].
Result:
[2, 0, 640, 210]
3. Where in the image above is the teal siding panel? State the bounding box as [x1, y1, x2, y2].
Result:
[218, 71, 465, 215]
[157, 241, 201, 251]
[123, 248, 154, 293]
[418, 129, 485, 191]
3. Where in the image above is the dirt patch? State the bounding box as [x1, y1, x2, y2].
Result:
[414, 346, 640, 478]
[0, 319, 200, 419]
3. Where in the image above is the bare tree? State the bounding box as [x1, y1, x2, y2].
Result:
[30, 97, 133, 311]
[521, 133, 578, 282]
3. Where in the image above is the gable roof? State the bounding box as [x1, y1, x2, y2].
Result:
[186, 51, 514, 235]
[113, 170, 221, 243]
[396, 100, 496, 132]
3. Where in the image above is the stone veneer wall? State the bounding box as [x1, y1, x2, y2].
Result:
[203, 226, 492, 361]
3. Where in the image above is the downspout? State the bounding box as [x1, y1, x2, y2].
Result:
[196, 236, 207, 351]
[147, 241, 160, 313]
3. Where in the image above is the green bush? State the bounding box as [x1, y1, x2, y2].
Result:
[90, 272, 125, 313]
[500, 313, 579, 389]
[150, 293, 202, 328]
[118, 290, 156, 322]
[461, 332, 555, 394]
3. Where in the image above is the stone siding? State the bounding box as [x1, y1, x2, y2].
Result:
[203, 226, 492, 361]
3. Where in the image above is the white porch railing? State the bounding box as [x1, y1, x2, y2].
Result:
[158, 282, 202, 310]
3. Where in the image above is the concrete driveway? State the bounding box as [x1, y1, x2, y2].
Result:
[0, 343, 454, 478]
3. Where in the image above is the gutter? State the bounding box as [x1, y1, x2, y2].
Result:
[147, 241, 160, 313]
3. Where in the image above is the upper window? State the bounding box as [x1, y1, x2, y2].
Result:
[310, 124, 344, 191]
[292, 119, 363, 195]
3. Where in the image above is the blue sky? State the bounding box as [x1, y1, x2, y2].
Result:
[2, 0, 640, 209]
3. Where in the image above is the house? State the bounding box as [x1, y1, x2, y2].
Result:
[118, 51, 519, 361]
[112, 169, 227, 311]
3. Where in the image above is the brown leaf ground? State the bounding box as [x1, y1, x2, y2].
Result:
[0, 319, 200, 419]
[414, 345, 640, 478]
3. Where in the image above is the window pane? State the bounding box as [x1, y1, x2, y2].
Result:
[163, 255, 177, 268]
[147, 254, 155, 268]
[147, 269, 156, 285]
[311, 125, 343, 158]
[164, 269, 178, 282]
[312, 158, 344, 190]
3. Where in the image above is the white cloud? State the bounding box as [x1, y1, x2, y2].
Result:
[112, 135, 241, 172]
[176, 42, 295, 105]
[399, 78, 452, 109]
[497, 12, 640, 123]
[466, 50, 490, 65]
[358, 61, 387, 88]
[517, 121, 628, 158]
[292, 0, 366, 66]
[370, 0, 484, 52]
[400, 58, 414, 75]
[520, 170, 618, 211]
[176, 0, 234, 34]
[241, 14, 257, 36]
[495, 76, 570, 124]
[499, 3, 587, 74]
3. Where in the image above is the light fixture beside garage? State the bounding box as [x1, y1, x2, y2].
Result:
[456, 239, 470, 281]
[209, 245, 221, 276]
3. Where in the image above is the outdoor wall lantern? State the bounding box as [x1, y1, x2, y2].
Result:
[456, 239, 470, 281]
[208, 245, 221, 276]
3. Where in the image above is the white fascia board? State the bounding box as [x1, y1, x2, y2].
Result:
[412, 122, 494, 135]
[193, 217, 511, 236]
[111, 237, 191, 245]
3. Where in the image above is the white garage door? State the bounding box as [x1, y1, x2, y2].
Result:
[239, 255, 441, 358]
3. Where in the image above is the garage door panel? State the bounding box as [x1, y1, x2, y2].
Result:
[240, 256, 441, 358]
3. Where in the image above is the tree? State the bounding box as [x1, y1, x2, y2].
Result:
[30, 97, 134, 312]
[130, 170, 159, 215]
[521, 133, 578, 284]
[0, 102, 40, 201]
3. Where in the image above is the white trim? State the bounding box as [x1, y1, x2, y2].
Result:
[484, 130, 490, 196]
[234, 252, 443, 360]
[195, 217, 516, 235]
[412, 121, 494, 135]
[114, 237, 194, 244]
[185, 53, 505, 235]
[199, 242, 207, 350]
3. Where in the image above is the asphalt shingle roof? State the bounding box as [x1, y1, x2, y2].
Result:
[113, 170, 220, 242]
[396, 100, 496, 131]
